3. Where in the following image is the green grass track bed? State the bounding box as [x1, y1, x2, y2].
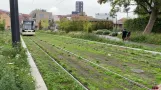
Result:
[23, 37, 84, 90]
[23, 36, 147, 90]
[32, 31, 161, 89]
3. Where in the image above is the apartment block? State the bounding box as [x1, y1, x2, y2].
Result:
[76, 1, 83, 13]
[0, 12, 11, 29]
[30, 9, 52, 27]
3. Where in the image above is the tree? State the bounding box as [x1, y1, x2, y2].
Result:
[41, 19, 49, 30]
[38, 20, 43, 30]
[57, 18, 71, 33]
[98, 0, 161, 34]
[0, 19, 5, 31]
[83, 21, 92, 33]
[49, 19, 55, 31]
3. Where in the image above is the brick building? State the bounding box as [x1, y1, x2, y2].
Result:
[0, 12, 11, 30]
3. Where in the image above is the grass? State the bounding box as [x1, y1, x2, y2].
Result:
[23, 37, 85, 90]
[24, 36, 145, 89]
[117, 31, 161, 45]
[44, 30, 161, 52]
[0, 31, 35, 90]
[130, 32, 161, 45]
[33, 31, 161, 89]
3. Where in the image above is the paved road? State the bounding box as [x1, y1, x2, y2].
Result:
[98, 35, 121, 41]
[98, 35, 161, 51]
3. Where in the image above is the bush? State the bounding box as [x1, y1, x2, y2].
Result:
[109, 32, 118, 36]
[95, 30, 104, 35]
[57, 19, 113, 33]
[130, 32, 161, 45]
[103, 30, 111, 35]
[124, 17, 161, 33]
[0, 20, 5, 31]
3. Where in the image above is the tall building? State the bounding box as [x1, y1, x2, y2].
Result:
[76, 1, 83, 13]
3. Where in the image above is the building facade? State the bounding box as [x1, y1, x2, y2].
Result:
[30, 9, 52, 27]
[72, 11, 79, 15]
[95, 13, 113, 21]
[76, 1, 83, 13]
[19, 14, 31, 23]
[0, 12, 11, 30]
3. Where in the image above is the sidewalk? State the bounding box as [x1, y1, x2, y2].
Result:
[98, 35, 121, 41]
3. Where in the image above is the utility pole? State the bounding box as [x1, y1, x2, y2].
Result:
[115, 14, 117, 30]
[10, 0, 20, 47]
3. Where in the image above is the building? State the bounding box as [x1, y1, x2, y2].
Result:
[95, 13, 113, 21]
[0, 12, 11, 30]
[114, 18, 127, 30]
[53, 15, 60, 21]
[30, 9, 52, 27]
[19, 14, 31, 23]
[72, 11, 79, 15]
[76, 1, 83, 13]
[71, 15, 94, 21]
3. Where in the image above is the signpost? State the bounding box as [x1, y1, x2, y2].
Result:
[10, 0, 20, 47]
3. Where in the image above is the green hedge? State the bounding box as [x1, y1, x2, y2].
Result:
[124, 17, 161, 33]
[0, 20, 5, 31]
[58, 19, 113, 33]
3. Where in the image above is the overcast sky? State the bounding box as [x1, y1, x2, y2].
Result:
[0, 0, 137, 19]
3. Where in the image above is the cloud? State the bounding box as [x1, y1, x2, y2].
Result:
[0, 0, 137, 19]
[48, 7, 60, 15]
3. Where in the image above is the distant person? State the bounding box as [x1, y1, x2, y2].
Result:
[126, 31, 131, 41]
[122, 29, 128, 41]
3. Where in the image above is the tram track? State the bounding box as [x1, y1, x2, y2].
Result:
[27, 37, 89, 90]
[31, 37, 151, 90]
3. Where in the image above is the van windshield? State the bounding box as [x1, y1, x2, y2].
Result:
[23, 21, 33, 30]
[23, 24, 32, 30]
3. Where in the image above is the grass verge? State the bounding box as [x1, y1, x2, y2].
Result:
[0, 31, 35, 90]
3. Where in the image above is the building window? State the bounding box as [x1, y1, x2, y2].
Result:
[39, 14, 44, 18]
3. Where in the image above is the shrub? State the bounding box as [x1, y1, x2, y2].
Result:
[109, 32, 118, 36]
[103, 30, 111, 35]
[0, 20, 5, 31]
[130, 32, 161, 45]
[57, 19, 113, 33]
[83, 21, 92, 33]
[95, 30, 104, 35]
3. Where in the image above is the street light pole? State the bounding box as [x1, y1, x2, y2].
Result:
[10, 0, 20, 47]
[115, 14, 117, 30]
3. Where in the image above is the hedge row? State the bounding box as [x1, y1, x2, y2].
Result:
[58, 19, 113, 33]
[124, 17, 161, 33]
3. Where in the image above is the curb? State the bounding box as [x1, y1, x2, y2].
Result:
[21, 37, 48, 90]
